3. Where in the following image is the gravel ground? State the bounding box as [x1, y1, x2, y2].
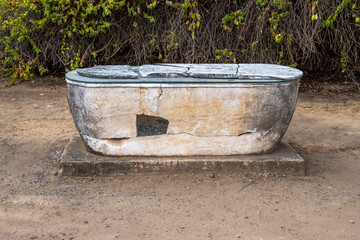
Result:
[0, 78, 359, 240]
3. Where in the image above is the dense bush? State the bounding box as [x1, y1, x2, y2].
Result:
[0, 0, 359, 84]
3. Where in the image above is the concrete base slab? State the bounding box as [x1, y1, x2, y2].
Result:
[60, 136, 305, 176]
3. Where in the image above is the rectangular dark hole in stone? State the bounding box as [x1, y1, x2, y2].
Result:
[136, 114, 169, 137]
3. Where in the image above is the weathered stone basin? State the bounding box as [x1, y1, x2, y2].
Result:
[65, 64, 302, 156]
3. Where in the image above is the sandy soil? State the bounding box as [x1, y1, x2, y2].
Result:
[0, 78, 359, 240]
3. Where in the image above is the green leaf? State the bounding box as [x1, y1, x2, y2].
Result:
[288, 63, 298, 68]
[150, 39, 156, 46]
[196, 21, 200, 28]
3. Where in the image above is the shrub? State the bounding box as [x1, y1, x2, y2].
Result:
[0, 0, 359, 84]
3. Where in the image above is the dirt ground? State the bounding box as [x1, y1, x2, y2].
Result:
[0, 77, 359, 240]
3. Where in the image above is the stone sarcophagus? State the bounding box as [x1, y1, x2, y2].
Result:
[65, 64, 302, 157]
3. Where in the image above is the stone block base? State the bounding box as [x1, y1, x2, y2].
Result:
[60, 136, 305, 176]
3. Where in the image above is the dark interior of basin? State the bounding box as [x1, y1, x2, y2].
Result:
[67, 64, 303, 84]
[136, 115, 169, 137]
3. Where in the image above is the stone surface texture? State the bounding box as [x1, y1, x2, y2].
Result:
[77, 65, 139, 79]
[60, 136, 305, 176]
[66, 64, 302, 156]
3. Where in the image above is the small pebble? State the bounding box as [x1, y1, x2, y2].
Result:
[33, 103, 39, 109]
[179, 226, 185, 229]
[83, 220, 88, 224]
[350, 220, 355, 224]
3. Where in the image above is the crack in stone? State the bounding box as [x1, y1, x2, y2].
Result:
[153, 63, 190, 77]
[167, 131, 257, 138]
[236, 64, 240, 78]
[238, 131, 253, 136]
[184, 67, 191, 77]
[158, 86, 163, 100]
[130, 66, 141, 78]
[139, 87, 143, 114]
[105, 138, 129, 141]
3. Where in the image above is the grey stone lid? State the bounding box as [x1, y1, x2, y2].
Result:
[76, 65, 138, 79]
[67, 64, 302, 83]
